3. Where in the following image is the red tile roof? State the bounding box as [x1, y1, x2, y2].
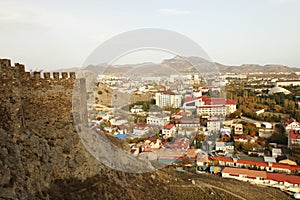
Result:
[197, 105, 226, 108]
[170, 138, 190, 150]
[211, 156, 300, 172]
[212, 156, 233, 162]
[267, 173, 300, 184]
[163, 123, 175, 129]
[205, 98, 226, 105]
[234, 135, 248, 140]
[222, 167, 267, 178]
[271, 163, 300, 171]
[184, 96, 197, 103]
[285, 118, 297, 126]
[133, 124, 148, 130]
[237, 159, 268, 167]
[197, 96, 207, 101]
[226, 99, 237, 105]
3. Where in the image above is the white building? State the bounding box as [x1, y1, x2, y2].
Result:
[207, 117, 221, 132]
[215, 142, 227, 152]
[155, 91, 183, 108]
[146, 115, 170, 126]
[133, 124, 149, 136]
[162, 124, 176, 139]
[197, 105, 226, 118]
[183, 96, 204, 110]
[285, 118, 300, 133]
[275, 80, 300, 87]
[130, 105, 143, 114]
[225, 100, 237, 115]
[272, 148, 282, 158]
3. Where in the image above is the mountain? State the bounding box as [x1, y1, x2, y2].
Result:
[54, 56, 300, 76]
[215, 63, 300, 74]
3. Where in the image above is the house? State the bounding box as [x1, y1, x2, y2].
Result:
[275, 80, 300, 87]
[225, 99, 237, 115]
[220, 127, 231, 136]
[186, 149, 197, 163]
[133, 124, 149, 136]
[162, 123, 176, 139]
[170, 138, 190, 150]
[226, 142, 235, 151]
[215, 142, 227, 154]
[176, 118, 201, 129]
[272, 148, 282, 158]
[207, 117, 221, 132]
[264, 156, 277, 163]
[211, 156, 300, 174]
[232, 124, 243, 134]
[173, 110, 192, 120]
[262, 122, 272, 129]
[222, 167, 267, 184]
[155, 148, 185, 164]
[146, 115, 170, 126]
[285, 118, 300, 132]
[234, 134, 248, 143]
[130, 105, 143, 114]
[116, 124, 128, 134]
[143, 138, 161, 150]
[220, 127, 231, 142]
[288, 129, 300, 148]
[196, 152, 209, 170]
[266, 173, 300, 192]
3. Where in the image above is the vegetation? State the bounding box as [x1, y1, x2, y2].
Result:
[226, 82, 300, 122]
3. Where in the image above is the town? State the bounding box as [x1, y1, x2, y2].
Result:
[88, 68, 300, 195]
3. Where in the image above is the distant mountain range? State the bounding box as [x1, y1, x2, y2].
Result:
[55, 56, 300, 75]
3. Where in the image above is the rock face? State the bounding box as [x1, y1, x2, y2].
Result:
[0, 60, 293, 200]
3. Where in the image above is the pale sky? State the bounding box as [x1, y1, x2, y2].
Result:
[0, 0, 300, 70]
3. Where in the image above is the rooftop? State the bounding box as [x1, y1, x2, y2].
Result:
[222, 167, 267, 178]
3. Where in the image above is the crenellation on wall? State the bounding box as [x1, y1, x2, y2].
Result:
[25, 72, 31, 78]
[33, 71, 41, 79]
[0, 58, 77, 82]
[44, 72, 51, 79]
[61, 72, 68, 79]
[70, 72, 76, 80]
[0, 58, 11, 68]
[14, 63, 25, 73]
[53, 72, 60, 80]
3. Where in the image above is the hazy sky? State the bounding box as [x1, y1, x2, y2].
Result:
[0, 0, 300, 70]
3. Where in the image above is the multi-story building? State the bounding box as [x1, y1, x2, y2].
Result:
[275, 80, 300, 87]
[197, 104, 226, 118]
[162, 124, 176, 139]
[146, 115, 170, 126]
[155, 91, 183, 108]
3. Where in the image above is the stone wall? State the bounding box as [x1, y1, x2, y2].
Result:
[0, 59, 105, 199]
